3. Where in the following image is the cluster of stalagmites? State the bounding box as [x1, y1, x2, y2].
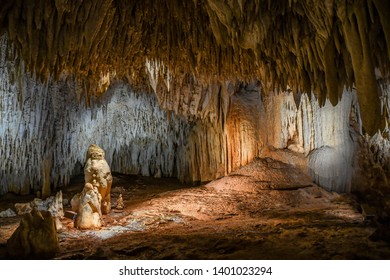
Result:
[71, 144, 112, 229]
[6, 144, 112, 258]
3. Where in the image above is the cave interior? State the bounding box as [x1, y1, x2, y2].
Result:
[0, 0, 390, 259]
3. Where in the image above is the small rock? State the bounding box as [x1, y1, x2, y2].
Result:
[116, 194, 124, 210]
[0, 208, 17, 218]
[62, 199, 69, 206]
[14, 203, 32, 215]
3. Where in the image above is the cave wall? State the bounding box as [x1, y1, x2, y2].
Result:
[260, 87, 390, 192]
[0, 35, 264, 195]
[259, 90, 358, 192]
[147, 55, 390, 193]
[0, 35, 191, 195]
[1, 33, 389, 195]
[1, 0, 389, 137]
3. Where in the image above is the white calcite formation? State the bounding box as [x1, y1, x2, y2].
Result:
[0, 35, 189, 195]
[259, 90, 359, 192]
[0, 208, 16, 218]
[84, 144, 112, 214]
[32, 191, 64, 218]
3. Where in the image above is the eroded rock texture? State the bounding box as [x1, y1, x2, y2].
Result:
[0, 0, 389, 135]
[84, 144, 112, 214]
[259, 91, 358, 192]
[72, 183, 103, 229]
[0, 35, 190, 195]
[0, 0, 389, 197]
[7, 210, 59, 259]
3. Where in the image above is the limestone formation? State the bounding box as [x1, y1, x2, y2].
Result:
[13, 192, 65, 232]
[116, 194, 124, 210]
[14, 191, 64, 218]
[84, 144, 113, 214]
[72, 183, 102, 229]
[0, 1, 389, 197]
[31, 191, 64, 218]
[0, 208, 16, 218]
[0, 0, 389, 135]
[7, 209, 59, 259]
[14, 203, 32, 215]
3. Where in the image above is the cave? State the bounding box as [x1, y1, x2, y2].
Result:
[0, 0, 390, 260]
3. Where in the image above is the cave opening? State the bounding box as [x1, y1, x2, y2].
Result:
[0, 0, 390, 260]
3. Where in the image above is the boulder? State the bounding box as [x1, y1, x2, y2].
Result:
[7, 209, 59, 259]
[84, 144, 112, 214]
[74, 183, 103, 229]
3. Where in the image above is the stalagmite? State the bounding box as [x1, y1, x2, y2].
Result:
[0, 34, 192, 195]
[84, 144, 112, 214]
[0, 1, 389, 196]
[72, 183, 103, 229]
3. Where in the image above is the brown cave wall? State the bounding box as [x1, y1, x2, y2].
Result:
[148, 73, 264, 183]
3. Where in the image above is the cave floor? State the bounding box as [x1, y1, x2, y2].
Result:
[1, 157, 390, 260]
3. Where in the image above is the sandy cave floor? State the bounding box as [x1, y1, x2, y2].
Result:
[1, 157, 390, 260]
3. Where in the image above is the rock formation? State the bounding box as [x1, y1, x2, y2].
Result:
[0, 0, 389, 135]
[7, 209, 59, 259]
[14, 191, 64, 217]
[31, 191, 64, 218]
[116, 194, 124, 210]
[71, 183, 102, 229]
[0, 1, 389, 197]
[84, 144, 112, 214]
[0, 208, 16, 218]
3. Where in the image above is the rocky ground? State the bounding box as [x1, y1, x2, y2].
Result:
[1, 156, 390, 260]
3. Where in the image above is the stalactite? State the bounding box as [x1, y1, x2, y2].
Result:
[1, 1, 390, 194]
[0, 35, 193, 194]
[337, 1, 383, 135]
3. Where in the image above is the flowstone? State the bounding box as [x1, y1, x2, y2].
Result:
[84, 144, 113, 214]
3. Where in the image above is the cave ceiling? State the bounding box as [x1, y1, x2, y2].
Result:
[0, 0, 389, 135]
